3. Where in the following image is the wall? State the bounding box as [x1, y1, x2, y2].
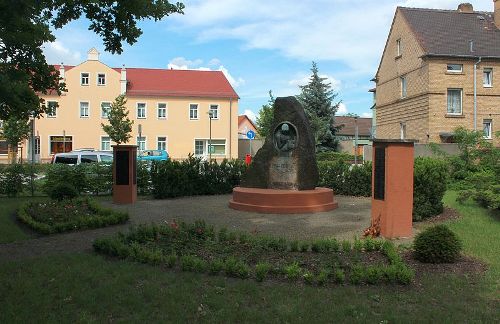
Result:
[238, 138, 264, 159]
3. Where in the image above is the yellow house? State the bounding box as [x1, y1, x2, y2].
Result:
[1, 48, 239, 162]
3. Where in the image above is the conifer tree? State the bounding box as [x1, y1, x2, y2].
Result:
[101, 95, 133, 145]
[297, 62, 341, 151]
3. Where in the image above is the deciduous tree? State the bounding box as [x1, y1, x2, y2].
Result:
[102, 95, 133, 145]
[256, 91, 275, 138]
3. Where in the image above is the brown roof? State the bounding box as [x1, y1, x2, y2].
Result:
[335, 116, 372, 137]
[238, 115, 257, 129]
[400, 7, 500, 58]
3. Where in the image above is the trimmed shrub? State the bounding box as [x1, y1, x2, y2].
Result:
[48, 182, 79, 201]
[414, 225, 462, 263]
[44, 164, 87, 195]
[413, 157, 448, 221]
[0, 163, 30, 197]
[317, 160, 371, 197]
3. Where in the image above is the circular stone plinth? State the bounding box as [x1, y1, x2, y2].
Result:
[229, 187, 338, 214]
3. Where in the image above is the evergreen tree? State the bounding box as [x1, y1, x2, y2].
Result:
[297, 62, 341, 152]
[101, 95, 133, 145]
[256, 90, 275, 138]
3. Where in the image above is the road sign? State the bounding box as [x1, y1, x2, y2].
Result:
[246, 130, 256, 140]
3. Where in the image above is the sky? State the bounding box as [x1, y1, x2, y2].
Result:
[42, 0, 492, 121]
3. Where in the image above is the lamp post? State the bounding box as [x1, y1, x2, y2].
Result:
[354, 116, 359, 166]
[138, 124, 142, 152]
[208, 111, 213, 161]
[62, 130, 66, 153]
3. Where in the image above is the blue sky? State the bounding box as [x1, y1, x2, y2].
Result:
[43, 0, 492, 120]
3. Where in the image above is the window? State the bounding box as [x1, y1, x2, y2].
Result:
[80, 102, 89, 118]
[81, 73, 89, 85]
[209, 104, 219, 119]
[47, 101, 57, 117]
[194, 140, 204, 155]
[97, 73, 106, 85]
[400, 77, 407, 98]
[483, 119, 492, 139]
[447, 89, 462, 115]
[209, 140, 226, 155]
[447, 64, 463, 73]
[483, 68, 493, 87]
[189, 104, 198, 120]
[81, 154, 99, 163]
[137, 136, 146, 151]
[400, 122, 406, 140]
[50, 135, 72, 154]
[101, 136, 111, 151]
[396, 39, 402, 56]
[157, 103, 167, 119]
[0, 140, 8, 155]
[101, 102, 111, 118]
[157, 136, 167, 151]
[137, 103, 146, 119]
[100, 154, 113, 163]
[54, 155, 78, 165]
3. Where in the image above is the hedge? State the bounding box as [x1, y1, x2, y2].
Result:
[317, 160, 372, 197]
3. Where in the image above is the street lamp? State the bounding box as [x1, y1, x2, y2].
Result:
[208, 111, 213, 161]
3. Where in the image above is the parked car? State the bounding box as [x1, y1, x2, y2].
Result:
[51, 149, 113, 165]
[137, 150, 169, 162]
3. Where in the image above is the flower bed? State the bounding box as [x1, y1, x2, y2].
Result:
[94, 221, 414, 285]
[18, 198, 129, 234]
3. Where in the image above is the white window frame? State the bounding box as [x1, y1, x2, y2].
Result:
[137, 103, 147, 119]
[400, 76, 407, 98]
[157, 103, 167, 119]
[447, 64, 463, 73]
[79, 101, 90, 118]
[483, 120, 492, 139]
[157, 136, 168, 151]
[46, 101, 58, 118]
[100, 136, 111, 151]
[396, 39, 402, 57]
[97, 73, 106, 86]
[189, 103, 199, 120]
[194, 138, 227, 157]
[194, 139, 205, 156]
[101, 101, 111, 119]
[483, 68, 493, 87]
[209, 104, 220, 120]
[81, 72, 89, 86]
[137, 136, 147, 151]
[447, 88, 463, 115]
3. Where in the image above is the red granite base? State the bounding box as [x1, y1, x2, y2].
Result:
[229, 187, 338, 214]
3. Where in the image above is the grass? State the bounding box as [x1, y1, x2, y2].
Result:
[0, 191, 498, 322]
[0, 197, 40, 243]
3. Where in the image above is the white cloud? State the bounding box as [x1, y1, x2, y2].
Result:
[167, 57, 245, 88]
[337, 103, 348, 115]
[288, 74, 341, 90]
[42, 41, 82, 65]
[361, 112, 373, 118]
[243, 109, 257, 121]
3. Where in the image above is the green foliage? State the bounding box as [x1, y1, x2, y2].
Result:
[299, 241, 310, 252]
[151, 156, 246, 198]
[414, 225, 462, 263]
[208, 259, 224, 275]
[341, 240, 351, 252]
[289, 240, 299, 252]
[136, 161, 152, 195]
[413, 157, 448, 221]
[84, 162, 113, 195]
[0, 1, 184, 121]
[317, 160, 372, 196]
[223, 257, 250, 279]
[303, 271, 314, 285]
[18, 198, 129, 234]
[316, 151, 355, 162]
[43, 163, 87, 195]
[255, 262, 271, 282]
[316, 269, 330, 285]
[47, 183, 78, 201]
[297, 62, 341, 152]
[0, 116, 31, 162]
[101, 95, 133, 145]
[0, 163, 29, 197]
[457, 171, 500, 210]
[255, 90, 275, 138]
[332, 268, 345, 283]
[284, 262, 302, 281]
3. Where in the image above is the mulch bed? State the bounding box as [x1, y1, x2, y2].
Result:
[420, 207, 461, 224]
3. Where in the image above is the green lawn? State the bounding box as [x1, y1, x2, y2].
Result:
[0, 197, 38, 243]
[0, 192, 498, 322]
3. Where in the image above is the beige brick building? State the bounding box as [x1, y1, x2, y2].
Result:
[373, 1, 500, 146]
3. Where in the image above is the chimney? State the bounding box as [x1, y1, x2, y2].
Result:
[59, 63, 65, 81]
[457, 3, 473, 13]
[87, 47, 100, 61]
[495, 0, 500, 29]
[120, 65, 127, 94]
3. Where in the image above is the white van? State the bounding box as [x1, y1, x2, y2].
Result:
[51, 149, 113, 165]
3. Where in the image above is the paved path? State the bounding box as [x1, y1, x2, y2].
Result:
[0, 195, 371, 263]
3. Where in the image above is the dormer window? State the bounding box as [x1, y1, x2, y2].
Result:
[97, 73, 106, 86]
[447, 64, 463, 73]
[81, 73, 89, 85]
[396, 39, 402, 57]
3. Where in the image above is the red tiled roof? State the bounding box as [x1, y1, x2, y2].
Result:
[335, 116, 372, 137]
[238, 115, 257, 129]
[124, 68, 239, 99]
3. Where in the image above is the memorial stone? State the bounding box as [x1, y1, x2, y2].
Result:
[241, 96, 318, 190]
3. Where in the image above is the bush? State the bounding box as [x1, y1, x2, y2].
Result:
[317, 160, 371, 196]
[255, 262, 271, 282]
[44, 164, 87, 195]
[0, 163, 30, 197]
[48, 182, 79, 201]
[413, 157, 448, 221]
[414, 225, 462, 263]
[316, 152, 356, 162]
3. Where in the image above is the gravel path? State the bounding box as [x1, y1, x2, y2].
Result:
[0, 195, 371, 263]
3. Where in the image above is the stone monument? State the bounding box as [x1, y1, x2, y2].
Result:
[229, 96, 337, 213]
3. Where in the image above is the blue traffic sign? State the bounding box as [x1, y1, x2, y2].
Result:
[246, 130, 256, 140]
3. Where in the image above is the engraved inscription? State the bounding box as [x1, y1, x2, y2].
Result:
[269, 156, 298, 190]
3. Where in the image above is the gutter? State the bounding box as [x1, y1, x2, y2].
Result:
[473, 57, 482, 131]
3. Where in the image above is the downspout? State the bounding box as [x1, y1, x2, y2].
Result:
[473, 57, 481, 130]
[229, 98, 232, 158]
